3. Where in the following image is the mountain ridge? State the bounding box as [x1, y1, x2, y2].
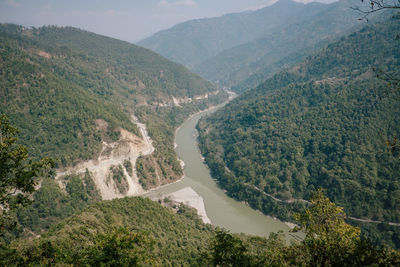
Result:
[194, 0, 371, 91]
[138, 0, 329, 69]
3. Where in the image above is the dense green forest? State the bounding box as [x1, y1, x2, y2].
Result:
[4, 197, 216, 266]
[0, 25, 138, 166]
[1, 175, 100, 243]
[0, 23, 227, 186]
[197, 16, 400, 248]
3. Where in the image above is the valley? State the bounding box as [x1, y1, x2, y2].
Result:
[1, 0, 400, 264]
[144, 102, 297, 239]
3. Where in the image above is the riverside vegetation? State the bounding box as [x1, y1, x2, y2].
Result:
[197, 15, 400, 248]
[2, 117, 399, 265]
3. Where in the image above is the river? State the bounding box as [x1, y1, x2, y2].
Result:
[144, 106, 295, 239]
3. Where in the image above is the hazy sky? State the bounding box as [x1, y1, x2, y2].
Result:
[0, 0, 337, 43]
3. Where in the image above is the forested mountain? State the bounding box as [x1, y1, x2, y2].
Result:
[197, 15, 400, 248]
[194, 0, 372, 92]
[0, 24, 227, 189]
[138, 0, 328, 68]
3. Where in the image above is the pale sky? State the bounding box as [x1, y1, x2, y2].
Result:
[0, 0, 337, 43]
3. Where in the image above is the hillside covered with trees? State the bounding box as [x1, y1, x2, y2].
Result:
[0, 23, 227, 187]
[197, 15, 400, 248]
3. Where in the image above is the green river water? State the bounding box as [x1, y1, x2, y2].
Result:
[144, 107, 295, 238]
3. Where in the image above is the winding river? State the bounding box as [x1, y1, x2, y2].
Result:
[145, 106, 294, 238]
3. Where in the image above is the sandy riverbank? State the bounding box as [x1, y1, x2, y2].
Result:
[153, 186, 211, 224]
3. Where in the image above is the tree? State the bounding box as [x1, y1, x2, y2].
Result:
[354, 0, 400, 85]
[354, 2, 400, 152]
[293, 189, 361, 265]
[81, 228, 156, 266]
[293, 189, 400, 266]
[0, 115, 54, 231]
[200, 230, 251, 267]
[198, 190, 400, 266]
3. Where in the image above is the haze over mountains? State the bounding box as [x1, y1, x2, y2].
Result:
[140, 0, 372, 92]
[139, 0, 329, 69]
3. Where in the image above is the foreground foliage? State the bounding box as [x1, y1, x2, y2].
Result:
[0, 118, 100, 243]
[201, 190, 400, 266]
[2, 191, 399, 266]
[0, 115, 53, 238]
[3, 197, 215, 266]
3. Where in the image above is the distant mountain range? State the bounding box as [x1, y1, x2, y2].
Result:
[139, 0, 328, 69]
[140, 0, 374, 92]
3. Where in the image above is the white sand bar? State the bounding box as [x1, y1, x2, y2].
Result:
[166, 187, 211, 224]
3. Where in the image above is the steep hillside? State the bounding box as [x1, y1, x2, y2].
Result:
[195, 0, 371, 92]
[197, 16, 400, 248]
[138, 0, 328, 68]
[0, 24, 228, 194]
[33, 26, 216, 100]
